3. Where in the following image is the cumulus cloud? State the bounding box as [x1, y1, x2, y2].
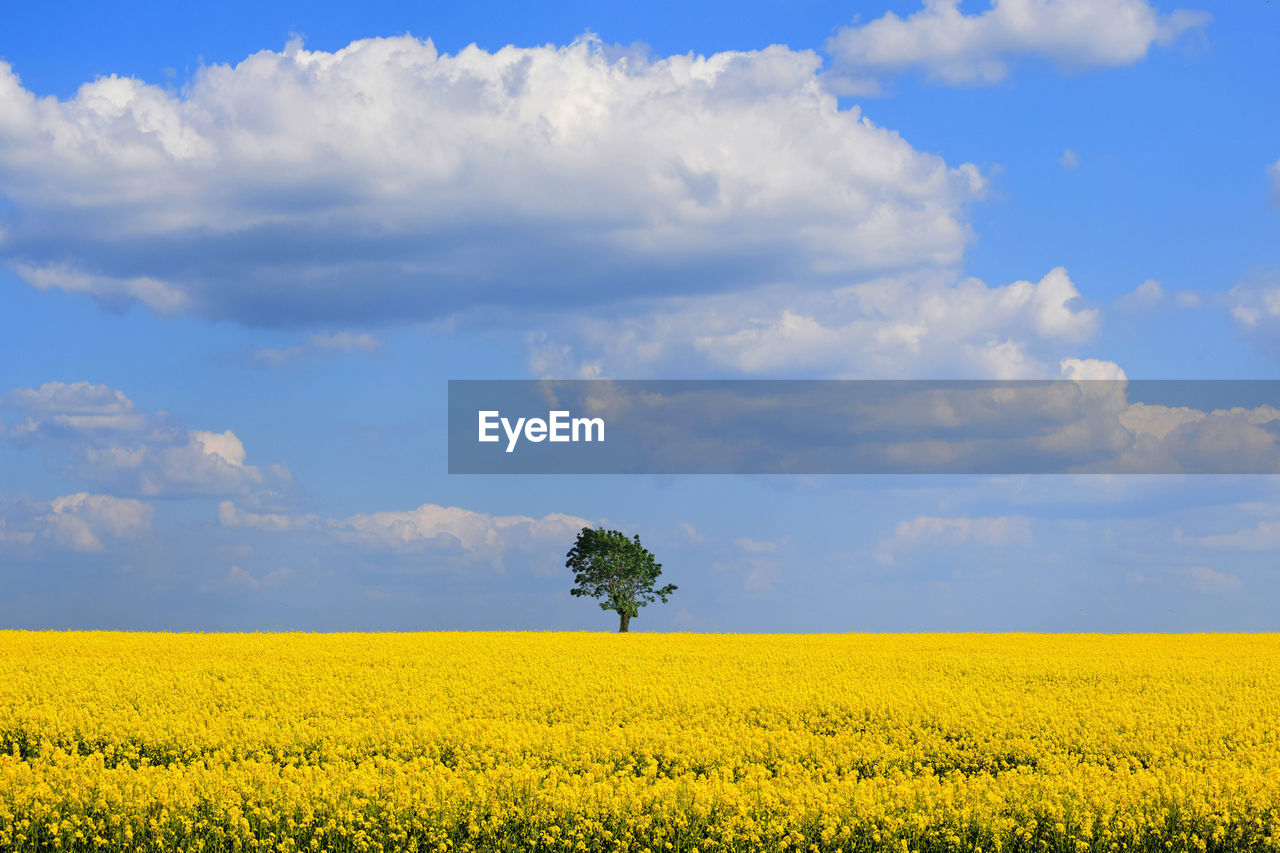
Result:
[0, 35, 983, 327]
[2, 381, 284, 496]
[895, 514, 1034, 544]
[1118, 279, 1163, 311]
[530, 267, 1099, 378]
[1059, 148, 1080, 170]
[507, 379, 1280, 474]
[827, 0, 1209, 88]
[1229, 270, 1280, 349]
[4, 380, 148, 435]
[217, 501, 315, 532]
[43, 492, 153, 551]
[1114, 403, 1280, 473]
[875, 513, 1032, 565]
[1059, 358, 1126, 381]
[219, 500, 592, 568]
[896, 512, 1034, 537]
[1117, 279, 1205, 313]
[335, 505, 589, 560]
[76, 432, 268, 496]
[0, 492, 152, 553]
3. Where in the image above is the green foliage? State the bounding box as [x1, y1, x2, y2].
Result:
[566, 527, 676, 632]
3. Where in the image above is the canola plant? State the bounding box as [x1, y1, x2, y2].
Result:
[1, 632, 1279, 852]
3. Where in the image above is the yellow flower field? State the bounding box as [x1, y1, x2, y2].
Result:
[1, 632, 1278, 852]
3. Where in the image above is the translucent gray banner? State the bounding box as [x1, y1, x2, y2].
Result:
[447, 380, 1280, 474]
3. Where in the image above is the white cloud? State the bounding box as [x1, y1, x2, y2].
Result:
[1059, 148, 1080, 170]
[743, 561, 781, 592]
[309, 331, 381, 353]
[193, 430, 247, 466]
[15, 263, 192, 316]
[43, 492, 153, 551]
[519, 380, 1280, 474]
[827, 0, 1209, 87]
[1115, 280, 1203, 313]
[1180, 565, 1242, 593]
[75, 430, 269, 496]
[0, 492, 153, 553]
[1113, 404, 1280, 473]
[218, 501, 316, 532]
[713, 556, 782, 592]
[1224, 270, 1280, 352]
[678, 522, 705, 542]
[3, 381, 283, 496]
[1269, 158, 1280, 206]
[0, 35, 983, 326]
[4, 381, 148, 435]
[219, 500, 593, 568]
[1117, 402, 1204, 441]
[46, 492, 152, 536]
[1118, 278, 1163, 311]
[226, 564, 294, 590]
[227, 565, 258, 588]
[894, 514, 1033, 545]
[1130, 564, 1244, 592]
[734, 536, 778, 553]
[1059, 358, 1126, 381]
[532, 266, 1099, 378]
[0, 518, 36, 546]
[876, 514, 1032, 565]
[334, 505, 590, 564]
[254, 331, 381, 366]
[1180, 518, 1280, 550]
[1173, 290, 1201, 309]
[7, 381, 134, 415]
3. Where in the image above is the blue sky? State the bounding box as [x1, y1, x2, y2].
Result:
[1, 0, 1278, 631]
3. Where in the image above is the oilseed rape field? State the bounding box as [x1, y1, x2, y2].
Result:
[2, 633, 1279, 853]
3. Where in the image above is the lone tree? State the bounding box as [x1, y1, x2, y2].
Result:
[567, 526, 676, 632]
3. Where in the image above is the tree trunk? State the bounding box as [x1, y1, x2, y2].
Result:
[618, 611, 631, 632]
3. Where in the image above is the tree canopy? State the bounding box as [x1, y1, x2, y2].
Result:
[567, 527, 676, 632]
